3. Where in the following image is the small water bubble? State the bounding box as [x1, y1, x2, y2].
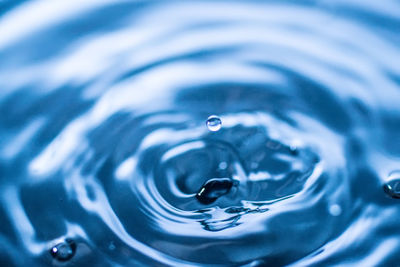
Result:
[196, 178, 233, 205]
[108, 242, 116, 251]
[383, 171, 400, 199]
[329, 204, 342, 216]
[206, 115, 222, 132]
[50, 239, 76, 262]
[250, 162, 259, 169]
[218, 161, 228, 170]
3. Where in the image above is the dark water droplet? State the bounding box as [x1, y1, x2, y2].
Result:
[196, 178, 233, 204]
[206, 115, 222, 132]
[383, 173, 400, 199]
[289, 145, 299, 156]
[50, 239, 76, 262]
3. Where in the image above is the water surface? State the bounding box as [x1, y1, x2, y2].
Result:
[1, 0, 400, 266]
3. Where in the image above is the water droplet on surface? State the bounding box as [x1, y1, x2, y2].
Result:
[250, 162, 259, 169]
[206, 115, 222, 132]
[196, 178, 233, 205]
[50, 239, 76, 262]
[383, 171, 400, 199]
[329, 204, 342, 216]
[218, 161, 228, 170]
[108, 242, 116, 251]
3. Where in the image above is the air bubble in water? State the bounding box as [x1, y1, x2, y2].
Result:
[383, 171, 400, 199]
[50, 239, 76, 262]
[196, 178, 233, 204]
[206, 115, 222, 132]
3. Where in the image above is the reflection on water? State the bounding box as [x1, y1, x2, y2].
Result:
[0, 0, 400, 266]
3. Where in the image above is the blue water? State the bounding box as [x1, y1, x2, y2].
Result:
[1, 0, 400, 266]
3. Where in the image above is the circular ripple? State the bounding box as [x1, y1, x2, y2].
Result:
[0, 0, 399, 266]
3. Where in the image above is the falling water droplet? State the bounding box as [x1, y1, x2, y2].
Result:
[206, 115, 222, 132]
[383, 171, 400, 199]
[196, 178, 233, 204]
[50, 239, 77, 262]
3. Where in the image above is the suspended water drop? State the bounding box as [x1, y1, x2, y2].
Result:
[50, 239, 76, 262]
[383, 171, 400, 199]
[206, 115, 222, 132]
[196, 178, 233, 204]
